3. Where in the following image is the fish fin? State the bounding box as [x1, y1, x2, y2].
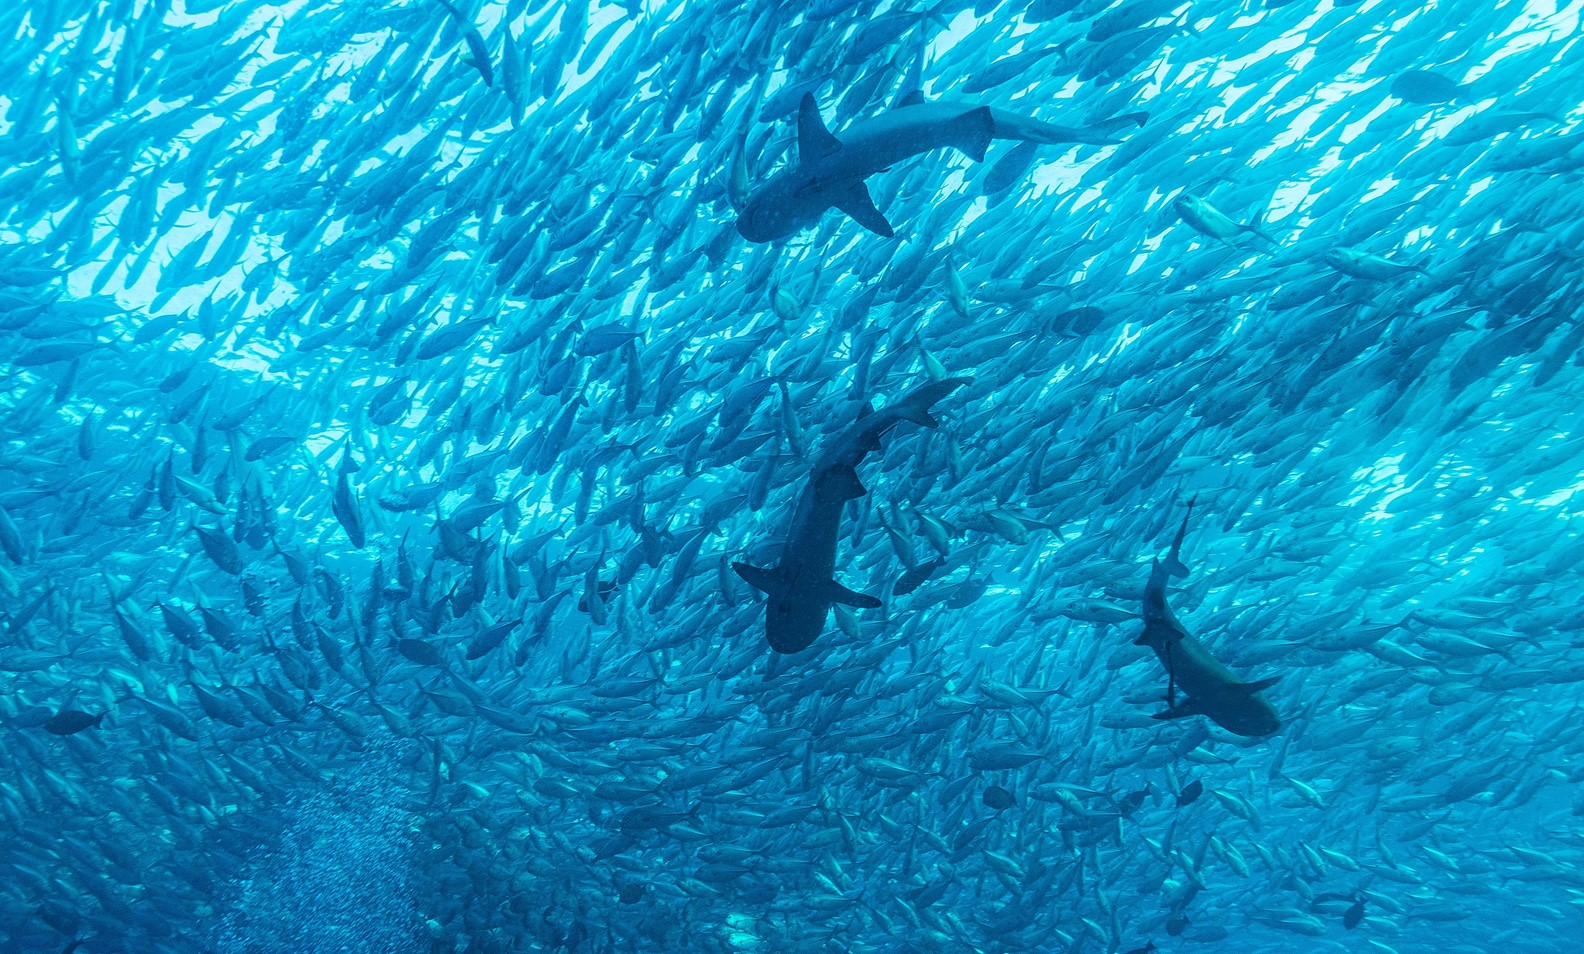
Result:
[797, 93, 842, 163]
[954, 106, 995, 162]
[833, 182, 893, 237]
[1243, 208, 1280, 247]
[895, 89, 926, 108]
[821, 578, 882, 609]
[1238, 675, 1280, 694]
[1152, 698, 1204, 721]
[893, 377, 967, 427]
[892, 394, 940, 428]
[1097, 110, 1149, 131]
[822, 463, 867, 500]
[1085, 111, 1149, 142]
[1165, 498, 1194, 576]
[733, 562, 786, 597]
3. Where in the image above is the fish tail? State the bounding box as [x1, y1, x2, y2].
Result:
[1243, 209, 1280, 246]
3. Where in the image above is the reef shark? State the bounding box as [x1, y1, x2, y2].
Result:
[736, 92, 1145, 242]
[735, 377, 971, 654]
[1136, 501, 1281, 738]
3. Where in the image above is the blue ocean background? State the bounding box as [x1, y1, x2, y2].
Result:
[2, 0, 1583, 950]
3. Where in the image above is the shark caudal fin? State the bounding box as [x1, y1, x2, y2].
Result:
[1010, 110, 1147, 146]
[893, 377, 973, 428]
[733, 562, 787, 597]
[1091, 111, 1150, 136]
[1165, 497, 1195, 577]
[833, 182, 894, 237]
[796, 93, 842, 164]
[952, 107, 996, 162]
[820, 578, 882, 609]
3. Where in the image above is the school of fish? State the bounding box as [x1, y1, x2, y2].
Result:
[2, 0, 1583, 950]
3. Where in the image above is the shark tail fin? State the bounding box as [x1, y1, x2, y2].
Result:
[895, 377, 970, 427]
[954, 106, 996, 163]
[1085, 111, 1150, 143]
[733, 562, 786, 597]
[821, 578, 882, 609]
[1166, 497, 1195, 577]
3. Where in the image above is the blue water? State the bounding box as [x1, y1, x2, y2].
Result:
[2, 0, 1583, 951]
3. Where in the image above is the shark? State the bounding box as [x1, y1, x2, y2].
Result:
[1135, 501, 1281, 738]
[735, 377, 971, 654]
[735, 92, 1146, 243]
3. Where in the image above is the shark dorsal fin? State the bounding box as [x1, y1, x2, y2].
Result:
[895, 89, 926, 108]
[797, 93, 841, 163]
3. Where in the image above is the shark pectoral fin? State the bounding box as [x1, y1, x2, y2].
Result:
[1238, 675, 1280, 694]
[895, 89, 926, 108]
[797, 93, 842, 163]
[954, 106, 996, 163]
[822, 464, 867, 500]
[822, 579, 882, 609]
[833, 183, 893, 237]
[733, 562, 786, 597]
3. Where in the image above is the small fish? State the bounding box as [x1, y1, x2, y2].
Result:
[42, 709, 105, 735]
[1390, 69, 1464, 104]
[894, 557, 945, 596]
[1344, 895, 1366, 929]
[1174, 193, 1279, 247]
[1324, 247, 1430, 281]
[982, 785, 1016, 810]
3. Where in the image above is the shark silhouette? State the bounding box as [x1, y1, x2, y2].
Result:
[1136, 501, 1281, 738]
[735, 377, 970, 653]
[736, 92, 1144, 242]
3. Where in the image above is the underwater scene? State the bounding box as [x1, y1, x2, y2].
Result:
[2, 0, 1583, 950]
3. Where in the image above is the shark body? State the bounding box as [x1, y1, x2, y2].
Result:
[735, 377, 970, 654]
[1135, 503, 1281, 738]
[736, 92, 1143, 242]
